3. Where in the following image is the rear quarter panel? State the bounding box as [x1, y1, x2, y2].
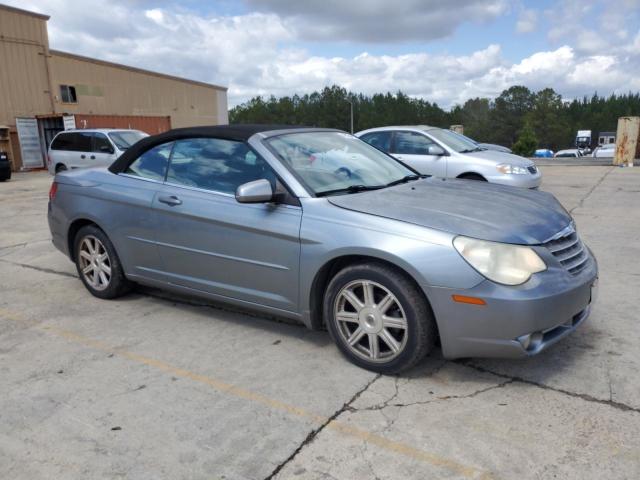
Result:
[51, 169, 161, 277]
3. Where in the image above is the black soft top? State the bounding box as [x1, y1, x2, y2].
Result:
[108, 124, 314, 173]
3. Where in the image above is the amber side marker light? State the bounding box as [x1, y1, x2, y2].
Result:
[451, 295, 486, 305]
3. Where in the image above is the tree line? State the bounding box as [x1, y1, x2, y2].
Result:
[229, 85, 640, 155]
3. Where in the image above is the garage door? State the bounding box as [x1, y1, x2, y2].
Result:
[15, 117, 44, 168]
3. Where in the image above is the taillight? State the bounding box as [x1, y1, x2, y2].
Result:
[49, 182, 58, 201]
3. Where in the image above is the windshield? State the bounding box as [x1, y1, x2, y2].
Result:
[266, 131, 416, 196]
[108, 131, 148, 150]
[427, 129, 481, 153]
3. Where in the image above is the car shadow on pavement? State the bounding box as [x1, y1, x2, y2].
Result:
[118, 285, 334, 348]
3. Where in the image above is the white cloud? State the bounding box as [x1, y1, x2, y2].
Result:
[516, 8, 537, 33]
[245, 0, 509, 43]
[5, 0, 640, 109]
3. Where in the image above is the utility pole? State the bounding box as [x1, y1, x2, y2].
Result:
[345, 98, 354, 134]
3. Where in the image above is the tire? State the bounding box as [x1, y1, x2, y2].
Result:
[324, 262, 436, 374]
[458, 173, 487, 181]
[74, 225, 133, 299]
[55, 164, 67, 173]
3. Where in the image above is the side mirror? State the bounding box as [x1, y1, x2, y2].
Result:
[427, 144, 446, 156]
[235, 179, 274, 203]
[100, 145, 114, 154]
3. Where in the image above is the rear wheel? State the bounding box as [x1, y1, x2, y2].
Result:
[74, 225, 132, 299]
[324, 262, 436, 374]
[55, 164, 67, 173]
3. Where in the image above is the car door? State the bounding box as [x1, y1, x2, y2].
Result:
[112, 141, 175, 282]
[91, 133, 118, 167]
[67, 132, 94, 169]
[359, 131, 393, 153]
[152, 137, 302, 313]
[390, 131, 447, 177]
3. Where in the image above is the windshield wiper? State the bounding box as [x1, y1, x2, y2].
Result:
[459, 147, 483, 153]
[385, 174, 425, 187]
[316, 184, 385, 197]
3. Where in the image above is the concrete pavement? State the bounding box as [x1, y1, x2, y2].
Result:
[0, 167, 639, 479]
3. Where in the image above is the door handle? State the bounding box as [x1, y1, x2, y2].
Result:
[90, 155, 95, 160]
[158, 195, 182, 206]
[80, 154, 86, 159]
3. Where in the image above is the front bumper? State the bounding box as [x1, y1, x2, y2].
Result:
[427, 252, 598, 359]
[487, 170, 542, 189]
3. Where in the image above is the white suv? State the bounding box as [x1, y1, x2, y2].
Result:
[48, 129, 148, 175]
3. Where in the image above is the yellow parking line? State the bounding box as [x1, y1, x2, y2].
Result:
[0, 308, 493, 479]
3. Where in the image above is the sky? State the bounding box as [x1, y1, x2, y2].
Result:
[8, 0, 640, 108]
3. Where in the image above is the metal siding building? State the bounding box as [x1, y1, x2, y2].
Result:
[0, 4, 228, 171]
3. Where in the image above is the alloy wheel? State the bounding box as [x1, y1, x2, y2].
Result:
[334, 280, 408, 363]
[78, 235, 111, 291]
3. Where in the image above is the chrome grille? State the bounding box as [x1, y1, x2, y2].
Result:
[544, 231, 589, 275]
[527, 165, 538, 174]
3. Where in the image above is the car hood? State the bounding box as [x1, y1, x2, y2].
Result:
[327, 178, 571, 245]
[465, 149, 533, 167]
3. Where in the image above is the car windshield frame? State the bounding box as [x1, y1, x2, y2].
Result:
[426, 128, 483, 153]
[108, 131, 148, 151]
[264, 131, 418, 197]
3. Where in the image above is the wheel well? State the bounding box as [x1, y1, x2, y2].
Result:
[67, 219, 98, 261]
[55, 163, 67, 173]
[308, 255, 434, 331]
[457, 172, 487, 181]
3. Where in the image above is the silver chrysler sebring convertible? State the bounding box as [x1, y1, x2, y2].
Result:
[47, 125, 598, 374]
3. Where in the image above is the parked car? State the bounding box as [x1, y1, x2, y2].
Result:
[356, 126, 541, 189]
[592, 144, 615, 158]
[534, 149, 554, 158]
[554, 149, 583, 158]
[47, 129, 148, 174]
[477, 142, 512, 153]
[0, 151, 11, 181]
[48, 125, 597, 374]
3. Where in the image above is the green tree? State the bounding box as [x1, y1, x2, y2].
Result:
[488, 86, 535, 147]
[512, 122, 538, 157]
[527, 88, 570, 150]
[228, 84, 640, 150]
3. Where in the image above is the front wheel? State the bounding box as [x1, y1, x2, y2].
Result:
[74, 225, 133, 299]
[458, 173, 487, 181]
[324, 262, 436, 374]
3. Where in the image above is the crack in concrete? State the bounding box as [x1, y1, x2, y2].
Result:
[0, 258, 77, 278]
[0, 242, 27, 252]
[263, 373, 381, 480]
[569, 166, 615, 213]
[460, 361, 640, 414]
[355, 378, 514, 412]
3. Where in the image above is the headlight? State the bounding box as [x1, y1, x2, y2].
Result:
[496, 163, 529, 175]
[453, 236, 546, 285]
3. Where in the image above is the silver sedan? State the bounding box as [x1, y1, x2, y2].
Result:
[356, 125, 542, 188]
[48, 126, 596, 373]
